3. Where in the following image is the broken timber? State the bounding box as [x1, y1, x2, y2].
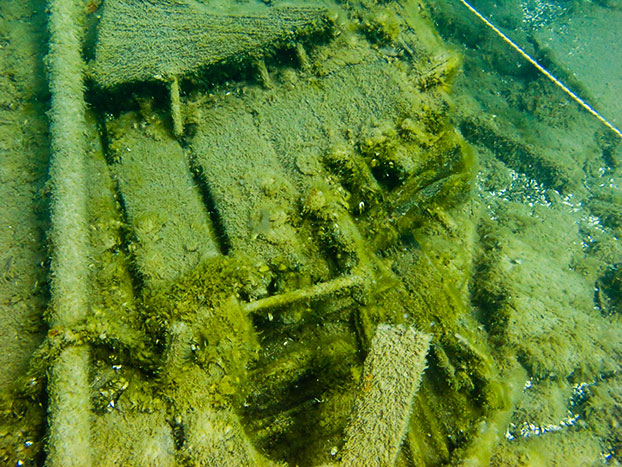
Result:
[89, 0, 332, 88]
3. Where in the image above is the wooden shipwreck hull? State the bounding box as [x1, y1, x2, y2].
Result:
[2, 0, 523, 465]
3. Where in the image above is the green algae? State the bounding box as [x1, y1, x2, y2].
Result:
[10, 0, 491, 463]
[3, 0, 621, 465]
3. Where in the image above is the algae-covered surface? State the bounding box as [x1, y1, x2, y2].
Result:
[1, 0, 621, 465]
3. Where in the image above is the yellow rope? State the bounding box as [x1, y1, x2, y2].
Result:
[459, 0, 622, 139]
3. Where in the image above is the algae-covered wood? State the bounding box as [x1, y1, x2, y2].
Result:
[5, 0, 621, 465]
[89, 0, 332, 88]
[107, 112, 220, 287]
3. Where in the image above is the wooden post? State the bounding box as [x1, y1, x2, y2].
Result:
[46, 0, 91, 464]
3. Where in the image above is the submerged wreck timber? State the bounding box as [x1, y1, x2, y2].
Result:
[3, 0, 620, 465]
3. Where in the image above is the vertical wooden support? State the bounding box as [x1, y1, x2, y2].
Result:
[256, 58, 274, 89]
[46, 0, 91, 465]
[296, 42, 311, 71]
[170, 76, 184, 137]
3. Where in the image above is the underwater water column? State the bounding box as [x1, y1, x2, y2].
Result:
[46, 0, 91, 465]
[458, 0, 622, 139]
